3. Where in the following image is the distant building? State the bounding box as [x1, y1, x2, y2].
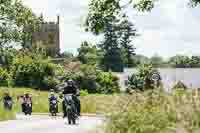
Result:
[25, 15, 60, 57]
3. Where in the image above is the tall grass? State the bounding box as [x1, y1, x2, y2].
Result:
[0, 107, 16, 121]
[105, 89, 200, 133]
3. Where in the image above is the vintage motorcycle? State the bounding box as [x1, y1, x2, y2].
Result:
[64, 94, 77, 125]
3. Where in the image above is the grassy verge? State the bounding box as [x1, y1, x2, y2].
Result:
[104, 89, 200, 133]
[0, 107, 16, 121]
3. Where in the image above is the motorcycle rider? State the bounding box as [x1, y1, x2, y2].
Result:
[62, 79, 80, 117]
[22, 93, 32, 115]
[48, 89, 58, 114]
[3, 92, 13, 110]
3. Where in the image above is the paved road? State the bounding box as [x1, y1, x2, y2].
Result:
[0, 114, 103, 133]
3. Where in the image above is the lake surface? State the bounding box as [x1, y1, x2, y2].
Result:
[117, 68, 200, 91]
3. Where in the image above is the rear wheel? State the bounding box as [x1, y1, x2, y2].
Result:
[72, 117, 76, 125]
[67, 107, 76, 125]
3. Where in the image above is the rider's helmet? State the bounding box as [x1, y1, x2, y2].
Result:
[50, 89, 55, 96]
[4, 91, 9, 96]
[25, 93, 29, 98]
[67, 79, 74, 87]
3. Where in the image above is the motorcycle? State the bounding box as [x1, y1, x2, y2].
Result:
[4, 100, 13, 110]
[23, 101, 32, 115]
[49, 99, 58, 117]
[64, 94, 77, 125]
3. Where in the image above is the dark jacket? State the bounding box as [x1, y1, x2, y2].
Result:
[62, 84, 79, 96]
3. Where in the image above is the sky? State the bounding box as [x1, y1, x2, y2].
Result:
[23, 0, 200, 58]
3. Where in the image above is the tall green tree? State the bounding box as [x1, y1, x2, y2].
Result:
[99, 17, 124, 72]
[119, 16, 136, 67]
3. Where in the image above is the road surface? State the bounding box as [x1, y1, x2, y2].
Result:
[0, 114, 103, 133]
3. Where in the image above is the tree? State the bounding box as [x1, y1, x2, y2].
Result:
[0, 48, 17, 69]
[99, 17, 124, 72]
[85, 0, 199, 34]
[119, 16, 137, 68]
[61, 51, 74, 58]
[168, 55, 191, 68]
[77, 41, 98, 65]
[190, 56, 200, 67]
[0, 0, 41, 48]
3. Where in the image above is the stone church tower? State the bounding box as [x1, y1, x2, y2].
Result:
[31, 16, 60, 57]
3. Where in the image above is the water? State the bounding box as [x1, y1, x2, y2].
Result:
[117, 68, 200, 91]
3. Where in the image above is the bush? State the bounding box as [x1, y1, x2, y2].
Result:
[80, 90, 89, 96]
[96, 71, 120, 94]
[127, 64, 162, 91]
[11, 55, 58, 90]
[0, 67, 12, 86]
[62, 63, 120, 94]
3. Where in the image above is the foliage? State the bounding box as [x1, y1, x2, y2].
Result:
[60, 51, 74, 58]
[190, 0, 200, 6]
[85, 0, 121, 34]
[86, 1, 137, 72]
[85, 0, 156, 34]
[0, 67, 12, 86]
[11, 53, 57, 90]
[0, 0, 41, 47]
[123, 54, 200, 68]
[62, 62, 120, 94]
[119, 16, 136, 68]
[77, 64, 100, 93]
[127, 73, 144, 91]
[98, 17, 124, 72]
[132, 55, 150, 67]
[86, 0, 200, 34]
[0, 48, 17, 69]
[127, 64, 161, 91]
[168, 55, 191, 68]
[104, 90, 200, 133]
[80, 90, 89, 96]
[96, 71, 120, 94]
[77, 41, 99, 65]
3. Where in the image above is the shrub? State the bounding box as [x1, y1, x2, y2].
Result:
[80, 90, 89, 96]
[0, 67, 12, 86]
[96, 71, 120, 94]
[127, 64, 162, 91]
[62, 63, 120, 94]
[11, 55, 57, 90]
